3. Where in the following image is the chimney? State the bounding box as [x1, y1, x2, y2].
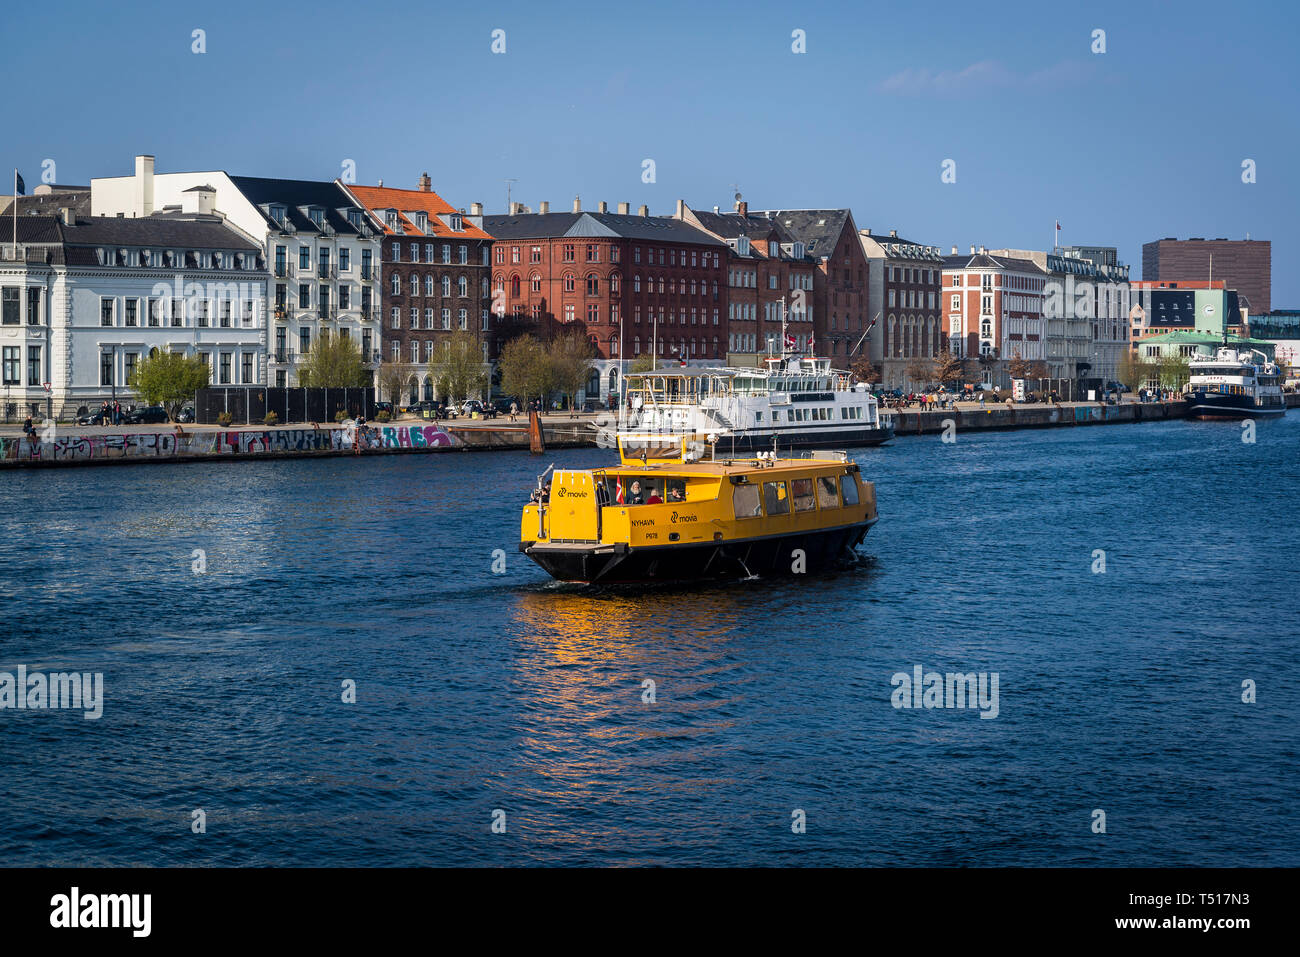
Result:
[61, 206, 76, 226]
[713, 206, 720, 214]
[598, 201, 608, 214]
[978, 245, 986, 254]
[377, 179, 383, 187]
[951, 245, 958, 255]
[737, 200, 748, 217]
[864, 227, 871, 236]
[573, 195, 581, 213]
[889, 229, 897, 238]
[134, 154, 155, 218]
[470, 202, 483, 216]
[509, 202, 522, 215]
[638, 204, 649, 217]
[418, 172, 432, 192]
[617, 202, 629, 215]
[675, 199, 686, 219]
[969, 245, 976, 255]
[539, 201, 550, 214]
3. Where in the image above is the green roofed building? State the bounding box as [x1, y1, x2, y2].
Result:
[1135, 330, 1275, 362]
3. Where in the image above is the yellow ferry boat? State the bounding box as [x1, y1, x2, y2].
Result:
[520, 434, 878, 584]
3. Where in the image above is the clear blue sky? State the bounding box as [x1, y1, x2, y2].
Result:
[7, 0, 1298, 304]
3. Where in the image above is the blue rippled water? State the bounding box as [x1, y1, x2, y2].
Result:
[1, 415, 1297, 866]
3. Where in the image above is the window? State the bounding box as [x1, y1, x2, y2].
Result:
[299, 246, 311, 269]
[241, 353, 253, 384]
[458, 245, 467, 265]
[733, 483, 762, 518]
[442, 276, 452, 297]
[123, 298, 138, 326]
[26, 345, 42, 386]
[530, 246, 542, 263]
[391, 307, 401, 328]
[791, 477, 816, 512]
[218, 353, 232, 384]
[443, 244, 452, 264]
[458, 308, 467, 330]
[391, 274, 401, 296]
[458, 276, 468, 298]
[813, 475, 839, 508]
[425, 308, 434, 329]
[98, 350, 112, 386]
[339, 248, 350, 271]
[586, 274, 599, 296]
[425, 244, 435, 264]
[411, 275, 420, 297]
[410, 307, 418, 328]
[26, 288, 40, 325]
[763, 481, 789, 516]
[425, 275, 435, 296]
[442, 308, 451, 330]
[300, 327, 310, 354]
[841, 474, 860, 506]
[100, 297, 114, 326]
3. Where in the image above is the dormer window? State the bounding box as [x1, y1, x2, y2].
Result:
[736, 236, 750, 256]
[269, 205, 286, 227]
[449, 213, 463, 232]
[793, 242, 805, 258]
[308, 207, 324, 227]
[769, 240, 779, 258]
[346, 209, 361, 228]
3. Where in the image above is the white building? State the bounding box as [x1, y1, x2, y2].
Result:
[91, 156, 383, 388]
[2, 201, 266, 419]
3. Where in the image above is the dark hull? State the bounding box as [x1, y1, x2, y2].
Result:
[522, 521, 875, 585]
[1185, 395, 1286, 420]
[711, 424, 893, 452]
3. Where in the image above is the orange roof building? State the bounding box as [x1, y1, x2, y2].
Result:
[339, 175, 496, 403]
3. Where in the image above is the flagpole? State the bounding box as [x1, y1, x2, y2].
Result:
[12, 169, 17, 257]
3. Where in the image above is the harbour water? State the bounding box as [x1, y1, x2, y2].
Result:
[1, 416, 1297, 866]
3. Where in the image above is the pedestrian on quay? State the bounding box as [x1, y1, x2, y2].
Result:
[509, 401, 518, 422]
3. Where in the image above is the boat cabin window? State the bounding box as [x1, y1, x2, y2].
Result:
[841, 474, 860, 506]
[664, 479, 687, 503]
[763, 481, 790, 516]
[816, 476, 839, 509]
[733, 483, 762, 518]
[791, 477, 816, 512]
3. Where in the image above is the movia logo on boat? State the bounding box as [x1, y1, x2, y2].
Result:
[556, 486, 587, 498]
[669, 511, 698, 524]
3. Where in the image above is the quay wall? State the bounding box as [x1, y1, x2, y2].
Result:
[883, 400, 1186, 436]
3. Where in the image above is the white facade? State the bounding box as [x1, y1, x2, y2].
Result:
[91, 156, 382, 388]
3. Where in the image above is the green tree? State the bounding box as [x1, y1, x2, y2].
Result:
[498, 335, 555, 405]
[628, 353, 657, 375]
[1158, 351, 1190, 390]
[1116, 349, 1151, 392]
[297, 331, 370, 388]
[428, 331, 487, 404]
[378, 362, 411, 405]
[548, 332, 597, 407]
[128, 348, 210, 419]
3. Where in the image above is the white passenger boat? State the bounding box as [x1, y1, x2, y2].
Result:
[620, 356, 893, 452]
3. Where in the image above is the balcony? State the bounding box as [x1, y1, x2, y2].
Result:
[317, 263, 335, 279]
[317, 307, 335, 320]
[360, 309, 372, 321]
[274, 305, 293, 319]
[274, 263, 289, 278]
[273, 349, 296, 364]
[361, 265, 372, 280]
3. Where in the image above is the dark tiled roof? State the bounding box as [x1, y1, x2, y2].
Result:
[750, 209, 852, 257]
[942, 253, 1044, 273]
[482, 211, 723, 246]
[0, 190, 92, 218]
[229, 176, 366, 236]
[64, 215, 260, 250]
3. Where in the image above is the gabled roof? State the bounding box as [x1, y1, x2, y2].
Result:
[228, 176, 366, 236]
[749, 209, 852, 258]
[347, 184, 493, 241]
[942, 253, 1044, 273]
[1, 190, 92, 219]
[482, 211, 724, 246]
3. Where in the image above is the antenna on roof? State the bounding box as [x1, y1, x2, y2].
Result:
[504, 178, 517, 214]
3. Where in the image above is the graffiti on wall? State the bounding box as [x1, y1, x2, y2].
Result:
[0, 424, 458, 463]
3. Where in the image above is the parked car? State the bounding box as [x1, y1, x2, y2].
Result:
[75, 408, 100, 426]
[124, 406, 170, 425]
[374, 401, 393, 415]
[175, 406, 195, 423]
[579, 399, 602, 413]
[492, 398, 517, 415]
[461, 399, 485, 417]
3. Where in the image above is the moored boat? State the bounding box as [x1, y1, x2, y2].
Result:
[619, 355, 893, 452]
[1184, 346, 1286, 420]
[520, 433, 878, 585]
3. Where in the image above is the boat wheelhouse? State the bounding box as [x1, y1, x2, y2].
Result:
[1184, 346, 1286, 420]
[619, 356, 892, 452]
[520, 433, 878, 584]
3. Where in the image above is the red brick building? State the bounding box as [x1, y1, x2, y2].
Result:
[343, 175, 493, 404]
[751, 208, 875, 364]
[673, 200, 817, 363]
[482, 199, 726, 400]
